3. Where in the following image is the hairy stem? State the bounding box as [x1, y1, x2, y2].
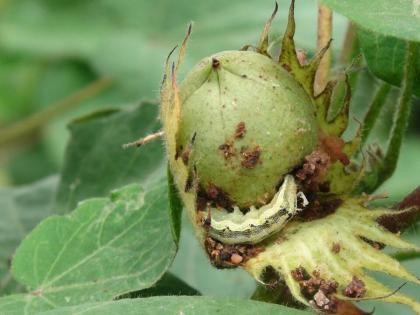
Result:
[361, 83, 392, 147]
[0, 77, 113, 146]
[314, 3, 333, 95]
[122, 131, 165, 149]
[380, 42, 418, 184]
[355, 42, 419, 194]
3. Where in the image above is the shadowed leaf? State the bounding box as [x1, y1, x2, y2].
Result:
[55, 101, 165, 214]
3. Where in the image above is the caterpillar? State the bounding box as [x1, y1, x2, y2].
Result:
[203, 175, 307, 244]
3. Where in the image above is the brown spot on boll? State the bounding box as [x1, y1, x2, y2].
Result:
[218, 143, 235, 159]
[212, 57, 220, 68]
[234, 122, 246, 139]
[196, 183, 234, 211]
[241, 145, 262, 169]
[291, 266, 309, 282]
[174, 145, 183, 161]
[295, 149, 331, 191]
[331, 242, 341, 254]
[282, 63, 292, 72]
[181, 148, 191, 165]
[343, 276, 366, 298]
[184, 174, 193, 192]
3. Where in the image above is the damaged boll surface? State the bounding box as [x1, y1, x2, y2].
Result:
[176, 50, 318, 208]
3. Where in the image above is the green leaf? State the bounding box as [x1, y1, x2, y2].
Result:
[358, 29, 420, 97]
[0, 176, 59, 295]
[0, 182, 176, 314]
[119, 273, 200, 298]
[55, 101, 165, 214]
[321, 0, 420, 42]
[37, 296, 312, 315]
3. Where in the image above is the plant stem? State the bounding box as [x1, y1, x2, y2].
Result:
[361, 83, 391, 147]
[314, 2, 332, 95]
[122, 131, 165, 149]
[0, 77, 113, 146]
[355, 42, 419, 194]
[379, 42, 419, 184]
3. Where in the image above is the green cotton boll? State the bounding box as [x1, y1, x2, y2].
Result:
[175, 50, 318, 208]
[158, 4, 420, 312]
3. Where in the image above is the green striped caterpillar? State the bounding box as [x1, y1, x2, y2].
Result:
[203, 175, 307, 244]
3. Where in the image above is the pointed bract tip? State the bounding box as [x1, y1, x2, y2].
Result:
[161, 45, 178, 87]
[176, 22, 193, 72]
[187, 22, 193, 35]
[290, 0, 295, 12]
[273, 2, 279, 17]
[326, 38, 333, 48]
[319, 38, 333, 56]
[167, 45, 179, 63]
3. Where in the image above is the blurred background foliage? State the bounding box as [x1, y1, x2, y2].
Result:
[0, 0, 418, 313]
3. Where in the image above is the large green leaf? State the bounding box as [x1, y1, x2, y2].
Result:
[321, 0, 420, 42]
[55, 101, 165, 214]
[37, 296, 311, 315]
[358, 29, 420, 97]
[0, 176, 59, 295]
[0, 182, 176, 314]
